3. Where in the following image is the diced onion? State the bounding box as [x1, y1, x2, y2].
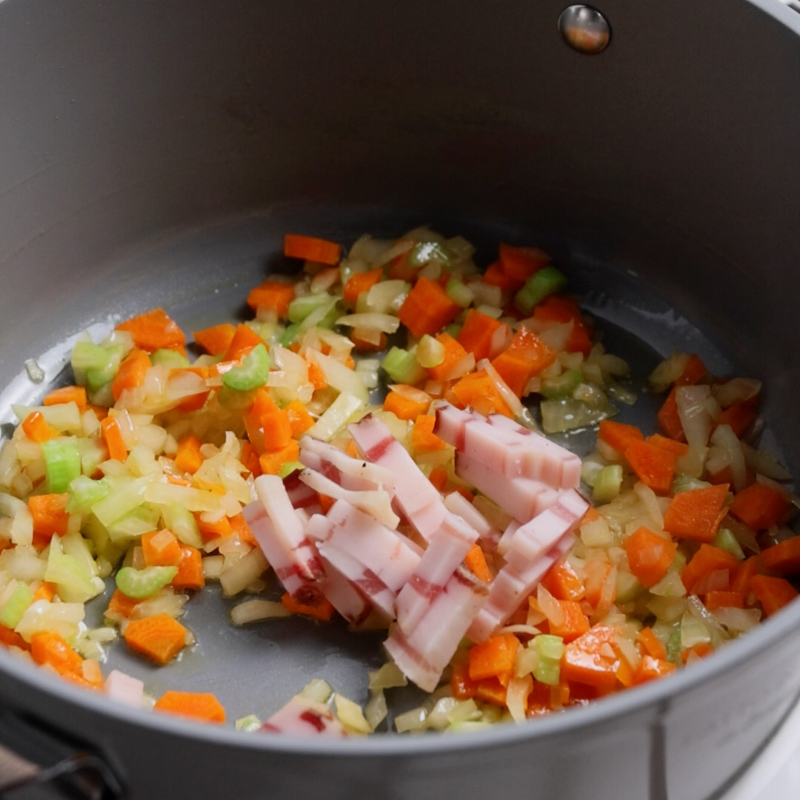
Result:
[230, 598, 290, 625]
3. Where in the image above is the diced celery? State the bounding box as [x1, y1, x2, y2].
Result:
[514, 266, 569, 314]
[0, 582, 34, 629]
[444, 322, 462, 339]
[115, 565, 178, 599]
[106, 506, 159, 542]
[45, 535, 99, 603]
[235, 715, 262, 733]
[665, 627, 682, 663]
[279, 460, 304, 479]
[541, 368, 583, 400]
[540, 398, 616, 434]
[91, 477, 151, 527]
[711, 527, 745, 561]
[533, 634, 565, 661]
[71, 341, 113, 372]
[85, 344, 126, 391]
[616, 570, 644, 604]
[41, 439, 82, 493]
[288, 292, 334, 324]
[445, 276, 475, 308]
[382, 347, 427, 385]
[162, 503, 204, 548]
[67, 475, 111, 513]
[222, 344, 270, 391]
[534, 657, 561, 686]
[280, 323, 301, 347]
[671, 474, 711, 494]
[592, 464, 624, 504]
[680, 611, 712, 649]
[150, 349, 190, 369]
[416, 335, 445, 369]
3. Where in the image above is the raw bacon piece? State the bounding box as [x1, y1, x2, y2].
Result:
[385, 566, 489, 692]
[455, 450, 560, 522]
[245, 475, 325, 604]
[261, 695, 347, 738]
[443, 490, 502, 551]
[349, 414, 446, 540]
[395, 511, 480, 634]
[299, 436, 397, 494]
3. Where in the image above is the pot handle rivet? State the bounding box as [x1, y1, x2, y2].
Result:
[558, 5, 611, 54]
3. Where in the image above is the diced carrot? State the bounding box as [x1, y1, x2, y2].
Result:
[284, 234, 342, 266]
[750, 574, 799, 616]
[729, 483, 791, 531]
[681, 544, 739, 594]
[245, 280, 297, 319]
[704, 590, 744, 610]
[195, 514, 233, 543]
[306, 357, 328, 390]
[317, 493, 335, 514]
[239, 441, 261, 477]
[682, 642, 714, 663]
[80, 659, 105, 690]
[116, 308, 186, 353]
[111, 348, 151, 401]
[21, 411, 60, 443]
[468, 633, 520, 682]
[549, 599, 591, 643]
[474, 676, 509, 707]
[645, 433, 690, 458]
[28, 493, 70, 539]
[532, 296, 594, 357]
[448, 370, 514, 418]
[100, 416, 128, 462]
[342, 267, 383, 303]
[731, 555, 760, 597]
[675, 354, 707, 386]
[141, 529, 182, 568]
[715, 398, 759, 438]
[637, 627, 667, 660]
[457, 309, 507, 362]
[450, 656, 479, 700]
[280, 591, 335, 621]
[541, 559, 585, 601]
[410, 415, 446, 453]
[384, 387, 432, 421]
[154, 691, 226, 724]
[482, 260, 523, 292]
[258, 440, 300, 476]
[624, 526, 678, 588]
[759, 536, 800, 576]
[262, 409, 293, 452]
[561, 625, 621, 692]
[229, 513, 257, 547]
[657, 387, 685, 441]
[633, 655, 677, 685]
[223, 323, 265, 362]
[0, 623, 30, 651]
[426, 333, 470, 382]
[192, 323, 237, 356]
[107, 588, 140, 619]
[31, 582, 56, 603]
[397, 276, 461, 338]
[43, 385, 88, 411]
[498, 243, 550, 281]
[625, 440, 677, 494]
[123, 613, 188, 665]
[30, 631, 84, 677]
[490, 326, 557, 398]
[583, 559, 613, 610]
[350, 331, 388, 352]
[464, 543, 493, 583]
[250, 386, 280, 418]
[174, 433, 204, 474]
[428, 466, 448, 492]
[663, 483, 730, 543]
[597, 420, 644, 455]
[284, 398, 314, 438]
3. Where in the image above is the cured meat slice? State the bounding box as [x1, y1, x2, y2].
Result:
[261, 695, 347, 738]
[349, 414, 446, 540]
[395, 511, 479, 634]
[299, 436, 397, 494]
[443, 490, 502, 550]
[385, 567, 489, 692]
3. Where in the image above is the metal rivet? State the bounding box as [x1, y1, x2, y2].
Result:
[558, 5, 611, 54]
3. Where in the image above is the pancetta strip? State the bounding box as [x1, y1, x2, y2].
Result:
[385, 567, 489, 692]
[443, 490, 502, 551]
[349, 414, 446, 540]
[299, 436, 397, 494]
[395, 511, 479, 634]
[261, 695, 347, 738]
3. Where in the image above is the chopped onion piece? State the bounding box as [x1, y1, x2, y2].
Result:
[334, 693, 372, 734]
[335, 313, 401, 334]
[712, 606, 761, 633]
[230, 599, 290, 626]
[676, 385, 713, 448]
[477, 358, 524, 418]
[219, 547, 269, 597]
[712, 378, 761, 408]
[741, 442, 791, 481]
[756, 473, 800, 510]
[710, 424, 747, 491]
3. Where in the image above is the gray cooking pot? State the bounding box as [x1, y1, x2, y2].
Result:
[1, 1, 800, 798]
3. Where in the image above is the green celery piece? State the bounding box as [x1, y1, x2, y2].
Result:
[671, 474, 712, 494]
[71, 341, 113, 372]
[382, 346, 427, 385]
[222, 344, 270, 391]
[151, 348, 190, 368]
[444, 322, 462, 339]
[42, 439, 82, 493]
[533, 634, 565, 661]
[514, 266, 569, 314]
[711, 527, 746, 561]
[445, 276, 474, 308]
[279, 461, 305, 479]
[235, 714, 263, 732]
[67, 475, 111, 513]
[416, 335, 445, 369]
[592, 464, 624, 504]
[115, 565, 178, 599]
[541, 369, 583, 400]
[666, 627, 682, 664]
[161, 503, 204, 549]
[91, 477, 150, 528]
[288, 292, 333, 324]
[45, 536, 98, 603]
[534, 657, 561, 686]
[0, 583, 34, 629]
[85, 344, 126, 392]
[408, 241, 452, 267]
[280, 323, 301, 348]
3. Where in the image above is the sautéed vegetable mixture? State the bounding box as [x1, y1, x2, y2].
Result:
[0, 228, 797, 735]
